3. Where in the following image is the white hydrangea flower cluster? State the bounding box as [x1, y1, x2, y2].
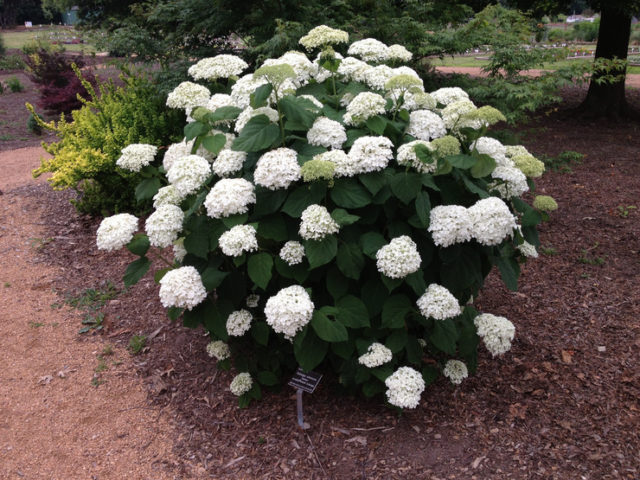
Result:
[402, 90, 437, 111]
[211, 149, 247, 177]
[441, 100, 480, 131]
[468, 197, 517, 246]
[173, 238, 187, 262]
[230, 372, 253, 396]
[471, 137, 512, 168]
[188, 55, 248, 81]
[358, 342, 393, 368]
[163, 140, 193, 171]
[264, 285, 315, 340]
[299, 25, 349, 50]
[416, 283, 461, 320]
[474, 313, 516, 356]
[96, 213, 138, 251]
[517, 240, 538, 258]
[314, 150, 352, 177]
[166, 81, 211, 110]
[443, 359, 468, 385]
[343, 92, 387, 126]
[253, 148, 301, 190]
[246, 294, 260, 308]
[218, 225, 258, 257]
[279, 241, 305, 265]
[347, 136, 394, 174]
[307, 116, 347, 149]
[387, 44, 413, 62]
[299, 204, 340, 240]
[375, 236, 422, 279]
[428, 205, 473, 247]
[226, 309, 253, 336]
[153, 185, 183, 208]
[363, 64, 394, 90]
[431, 87, 470, 107]
[396, 140, 437, 174]
[207, 340, 231, 360]
[206, 94, 237, 125]
[166, 155, 211, 196]
[205, 178, 256, 218]
[489, 165, 530, 199]
[384, 366, 425, 409]
[235, 106, 279, 133]
[145, 204, 184, 248]
[116, 144, 157, 172]
[230, 74, 269, 109]
[158, 266, 207, 310]
[337, 57, 371, 83]
[263, 51, 316, 86]
[348, 38, 390, 62]
[407, 110, 447, 141]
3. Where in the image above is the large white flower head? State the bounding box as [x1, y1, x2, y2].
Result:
[299, 204, 340, 240]
[116, 144, 157, 172]
[230, 73, 269, 109]
[145, 204, 184, 248]
[218, 224, 258, 257]
[163, 140, 192, 171]
[343, 92, 387, 126]
[235, 106, 279, 133]
[474, 313, 515, 356]
[471, 137, 513, 167]
[263, 51, 316, 86]
[337, 56, 371, 82]
[407, 110, 447, 141]
[314, 150, 354, 178]
[402, 91, 437, 111]
[264, 285, 315, 340]
[279, 241, 305, 265]
[441, 100, 480, 131]
[468, 197, 517, 246]
[430, 87, 470, 107]
[205, 94, 237, 126]
[211, 149, 247, 177]
[204, 178, 256, 219]
[489, 166, 529, 199]
[416, 283, 461, 320]
[363, 64, 394, 91]
[376, 236, 422, 279]
[158, 266, 207, 310]
[166, 81, 211, 110]
[428, 205, 473, 247]
[300, 25, 349, 51]
[307, 116, 347, 149]
[253, 148, 301, 190]
[153, 185, 183, 208]
[396, 140, 437, 174]
[226, 310, 253, 337]
[96, 213, 138, 251]
[384, 366, 425, 409]
[348, 136, 394, 174]
[230, 372, 253, 396]
[348, 38, 390, 62]
[443, 360, 468, 385]
[387, 44, 413, 62]
[166, 155, 211, 197]
[188, 55, 248, 81]
[358, 342, 393, 368]
[206, 340, 230, 360]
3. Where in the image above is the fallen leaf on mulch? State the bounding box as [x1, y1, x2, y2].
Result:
[561, 350, 574, 364]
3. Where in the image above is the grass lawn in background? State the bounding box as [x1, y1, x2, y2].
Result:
[1, 26, 95, 53]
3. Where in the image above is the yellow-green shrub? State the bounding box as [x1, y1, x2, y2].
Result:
[31, 70, 184, 215]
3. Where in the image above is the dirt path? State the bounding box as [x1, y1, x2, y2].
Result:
[0, 147, 188, 479]
[435, 66, 640, 88]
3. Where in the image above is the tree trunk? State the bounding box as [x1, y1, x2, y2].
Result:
[578, 6, 633, 119]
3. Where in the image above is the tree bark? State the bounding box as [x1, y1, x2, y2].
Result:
[578, 6, 633, 118]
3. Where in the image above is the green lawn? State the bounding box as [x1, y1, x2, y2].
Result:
[1, 26, 94, 53]
[433, 54, 640, 75]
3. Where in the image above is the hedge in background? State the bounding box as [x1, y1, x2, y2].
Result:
[98, 26, 549, 408]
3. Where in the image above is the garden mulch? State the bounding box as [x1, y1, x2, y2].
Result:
[1, 81, 639, 479]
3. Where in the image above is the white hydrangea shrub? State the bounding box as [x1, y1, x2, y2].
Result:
[106, 26, 542, 408]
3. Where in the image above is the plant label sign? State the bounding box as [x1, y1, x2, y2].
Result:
[288, 368, 322, 393]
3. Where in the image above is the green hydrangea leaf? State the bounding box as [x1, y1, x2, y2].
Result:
[304, 236, 338, 269]
[184, 121, 209, 141]
[251, 321, 270, 346]
[126, 233, 150, 257]
[134, 177, 161, 202]
[381, 295, 412, 329]
[247, 252, 273, 290]
[202, 133, 227, 156]
[232, 115, 280, 152]
[389, 171, 422, 204]
[311, 310, 348, 343]
[294, 327, 328, 371]
[336, 242, 365, 279]
[470, 153, 496, 178]
[330, 208, 360, 226]
[123, 256, 151, 287]
[250, 84, 273, 109]
[330, 178, 371, 208]
[336, 295, 370, 328]
[429, 319, 459, 355]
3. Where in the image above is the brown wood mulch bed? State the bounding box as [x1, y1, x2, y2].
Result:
[26, 86, 640, 479]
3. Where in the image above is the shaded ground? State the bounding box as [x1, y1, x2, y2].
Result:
[25, 87, 640, 479]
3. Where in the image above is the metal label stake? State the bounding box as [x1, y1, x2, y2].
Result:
[288, 367, 322, 429]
